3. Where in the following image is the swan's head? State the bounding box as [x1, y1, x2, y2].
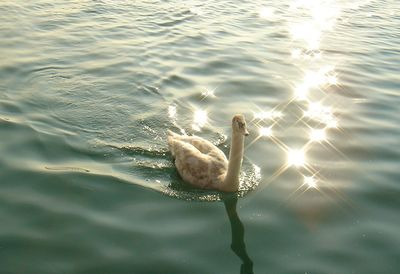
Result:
[232, 114, 249, 136]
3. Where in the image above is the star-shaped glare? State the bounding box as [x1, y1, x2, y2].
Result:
[303, 176, 317, 189]
[287, 149, 306, 168]
[201, 87, 217, 100]
[259, 126, 273, 137]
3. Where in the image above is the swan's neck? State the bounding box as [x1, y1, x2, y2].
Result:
[221, 131, 244, 192]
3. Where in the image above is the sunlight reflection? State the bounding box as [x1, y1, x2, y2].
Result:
[290, 22, 321, 50]
[192, 109, 208, 131]
[189, 7, 203, 16]
[326, 118, 338, 129]
[304, 69, 327, 87]
[294, 66, 337, 101]
[306, 66, 335, 87]
[304, 176, 317, 189]
[168, 105, 177, 120]
[287, 149, 306, 168]
[327, 74, 338, 85]
[304, 101, 326, 115]
[291, 48, 322, 60]
[309, 128, 326, 142]
[253, 164, 262, 181]
[294, 84, 309, 101]
[248, 0, 346, 202]
[201, 87, 217, 100]
[310, 4, 340, 30]
[289, 1, 340, 51]
[291, 48, 302, 59]
[253, 110, 283, 121]
[259, 7, 275, 19]
[259, 126, 273, 137]
[304, 102, 336, 127]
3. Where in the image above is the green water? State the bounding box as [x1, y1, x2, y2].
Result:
[1, 0, 399, 273]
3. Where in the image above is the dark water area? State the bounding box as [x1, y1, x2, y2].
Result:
[1, 0, 399, 273]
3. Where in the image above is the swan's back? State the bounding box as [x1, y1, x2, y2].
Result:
[168, 130, 228, 188]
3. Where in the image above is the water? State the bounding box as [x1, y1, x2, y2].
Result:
[1, 0, 399, 273]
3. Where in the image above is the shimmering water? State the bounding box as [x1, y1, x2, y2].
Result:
[1, 0, 399, 273]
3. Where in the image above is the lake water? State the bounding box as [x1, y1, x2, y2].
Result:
[1, 0, 399, 273]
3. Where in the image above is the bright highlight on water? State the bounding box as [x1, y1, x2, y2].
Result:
[303, 176, 317, 189]
[309, 128, 327, 143]
[287, 149, 306, 168]
[192, 109, 208, 131]
[259, 126, 273, 137]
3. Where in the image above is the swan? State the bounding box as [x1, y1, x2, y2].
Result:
[168, 114, 249, 192]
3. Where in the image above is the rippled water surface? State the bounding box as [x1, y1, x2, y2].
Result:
[1, 0, 399, 273]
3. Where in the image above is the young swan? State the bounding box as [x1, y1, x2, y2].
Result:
[168, 114, 249, 192]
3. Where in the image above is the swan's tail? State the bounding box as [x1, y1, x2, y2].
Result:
[167, 129, 179, 137]
[167, 130, 179, 157]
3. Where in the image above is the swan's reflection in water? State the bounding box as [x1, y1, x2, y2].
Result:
[222, 194, 254, 274]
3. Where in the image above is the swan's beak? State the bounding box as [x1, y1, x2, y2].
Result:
[244, 129, 249, 136]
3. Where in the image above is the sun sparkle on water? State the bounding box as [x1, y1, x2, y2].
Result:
[192, 109, 208, 131]
[201, 87, 216, 99]
[304, 102, 332, 119]
[327, 74, 338, 85]
[287, 149, 306, 168]
[259, 7, 275, 19]
[249, 0, 345, 202]
[291, 48, 302, 59]
[304, 176, 317, 189]
[259, 126, 273, 137]
[304, 70, 327, 87]
[253, 110, 283, 121]
[326, 118, 338, 129]
[303, 102, 339, 129]
[290, 22, 321, 50]
[310, 128, 327, 142]
[293, 66, 338, 101]
[289, 0, 341, 51]
[294, 84, 309, 101]
[168, 105, 177, 119]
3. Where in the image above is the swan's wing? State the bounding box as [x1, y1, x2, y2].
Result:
[170, 139, 227, 188]
[187, 136, 223, 155]
[168, 131, 227, 160]
[168, 130, 190, 157]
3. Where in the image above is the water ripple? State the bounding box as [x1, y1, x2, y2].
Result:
[1, 0, 400, 273]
